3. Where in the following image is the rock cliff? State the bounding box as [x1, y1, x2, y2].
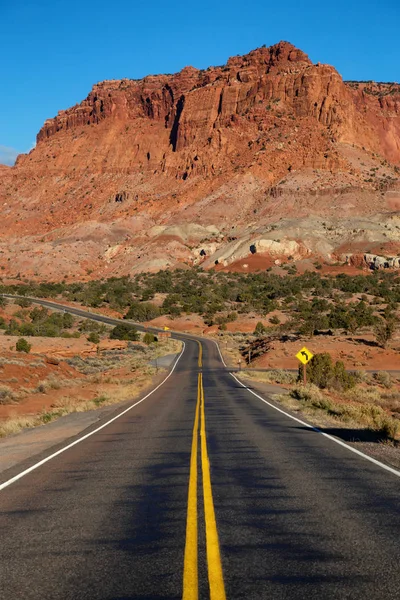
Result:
[0, 41, 399, 279]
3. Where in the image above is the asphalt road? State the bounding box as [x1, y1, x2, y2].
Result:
[0, 297, 400, 599]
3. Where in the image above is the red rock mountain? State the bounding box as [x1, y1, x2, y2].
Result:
[1, 41, 400, 279]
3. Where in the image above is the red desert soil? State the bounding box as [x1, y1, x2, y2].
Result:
[251, 335, 400, 371]
[0, 352, 83, 420]
[0, 338, 160, 421]
[0, 335, 127, 357]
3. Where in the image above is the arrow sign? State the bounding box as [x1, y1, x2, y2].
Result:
[296, 346, 314, 365]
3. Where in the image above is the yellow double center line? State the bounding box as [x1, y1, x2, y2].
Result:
[183, 344, 226, 600]
[198, 342, 203, 368]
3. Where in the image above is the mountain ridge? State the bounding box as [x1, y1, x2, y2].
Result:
[1, 41, 400, 280]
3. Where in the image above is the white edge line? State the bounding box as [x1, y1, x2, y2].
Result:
[229, 372, 400, 479]
[0, 342, 186, 492]
[213, 339, 227, 367]
[210, 338, 400, 479]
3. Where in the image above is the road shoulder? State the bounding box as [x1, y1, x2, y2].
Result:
[0, 363, 176, 482]
[234, 373, 400, 471]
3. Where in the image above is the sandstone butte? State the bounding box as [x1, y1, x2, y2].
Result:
[0, 41, 400, 280]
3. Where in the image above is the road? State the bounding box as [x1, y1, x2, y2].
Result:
[0, 297, 400, 599]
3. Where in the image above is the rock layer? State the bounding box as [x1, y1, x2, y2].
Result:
[0, 41, 400, 279]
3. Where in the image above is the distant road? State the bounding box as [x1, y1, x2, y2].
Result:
[0, 295, 400, 599]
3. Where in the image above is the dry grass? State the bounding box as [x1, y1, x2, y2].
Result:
[274, 383, 400, 441]
[240, 363, 400, 442]
[0, 358, 25, 367]
[0, 385, 16, 405]
[33, 374, 80, 394]
[240, 369, 296, 385]
[30, 360, 46, 368]
[0, 369, 161, 438]
[0, 338, 182, 438]
[213, 334, 246, 368]
[0, 415, 37, 437]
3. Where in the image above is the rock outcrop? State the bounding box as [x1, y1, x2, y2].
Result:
[0, 41, 400, 279]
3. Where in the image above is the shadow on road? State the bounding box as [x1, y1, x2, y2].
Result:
[295, 425, 387, 444]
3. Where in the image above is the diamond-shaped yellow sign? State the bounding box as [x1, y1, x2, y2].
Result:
[296, 346, 314, 365]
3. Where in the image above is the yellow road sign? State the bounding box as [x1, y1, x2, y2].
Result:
[163, 326, 170, 331]
[296, 346, 314, 365]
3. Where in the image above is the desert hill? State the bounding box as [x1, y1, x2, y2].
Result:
[0, 41, 400, 280]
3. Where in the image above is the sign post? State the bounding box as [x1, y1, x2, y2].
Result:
[295, 346, 314, 386]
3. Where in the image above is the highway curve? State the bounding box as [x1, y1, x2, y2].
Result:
[0, 298, 400, 599]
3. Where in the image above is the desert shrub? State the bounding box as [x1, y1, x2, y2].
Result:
[15, 297, 32, 308]
[87, 332, 100, 344]
[79, 320, 106, 333]
[0, 385, 14, 404]
[93, 394, 109, 407]
[353, 370, 372, 384]
[125, 301, 160, 322]
[226, 312, 238, 322]
[266, 369, 296, 384]
[5, 306, 77, 338]
[301, 353, 332, 389]
[18, 322, 36, 336]
[269, 315, 280, 325]
[345, 387, 382, 405]
[291, 383, 325, 403]
[62, 313, 75, 328]
[169, 305, 182, 317]
[214, 315, 228, 326]
[143, 332, 157, 345]
[43, 375, 62, 390]
[16, 338, 31, 353]
[331, 360, 356, 391]
[35, 382, 48, 394]
[61, 331, 81, 338]
[110, 324, 139, 341]
[374, 317, 397, 348]
[0, 316, 6, 328]
[373, 371, 392, 389]
[254, 321, 266, 335]
[378, 417, 399, 441]
[302, 353, 355, 391]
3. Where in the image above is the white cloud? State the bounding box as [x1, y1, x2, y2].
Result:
[0, 145, 20, 166]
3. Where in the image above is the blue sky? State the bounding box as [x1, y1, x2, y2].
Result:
[0, 0, 399, 164]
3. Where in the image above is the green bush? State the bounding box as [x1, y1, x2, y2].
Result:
[125, 301, 160, 322]
[110, 324, 139, 341]
[15, 297, 32, 308]
[143, 332, 157, 345]
[87, 332, 100, 344]
[254, 321, 266, 335]
[16, 338, 32, 353]
[301, 352, 355, 391]
[78, 320, 106, 333]
[62, 313, 75, 329]
[374, 317, 397, 348]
